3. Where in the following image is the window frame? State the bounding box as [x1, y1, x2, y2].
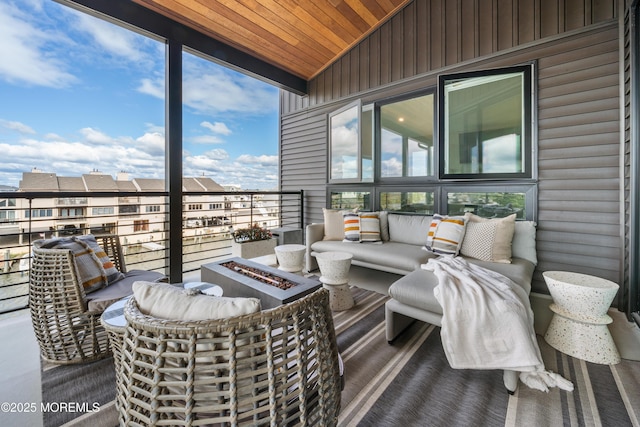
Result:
[438, 64, 534, 180]
[328, 100, 363, 183]
[375, 88, 437, 184]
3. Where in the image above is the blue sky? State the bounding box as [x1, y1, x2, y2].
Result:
[0, 0, 280, 190]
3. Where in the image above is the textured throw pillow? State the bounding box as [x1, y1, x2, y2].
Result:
[133, 281, 261, 321]
[323, 208, 347, 240]
[343, 212, 360, 242]
[359, 212, 382, 243]
[426, 214, 468, 256]
[460, 214, 516, 263]
[35, 236, 109, 294]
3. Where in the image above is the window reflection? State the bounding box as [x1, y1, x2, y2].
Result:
[380, 93, 434, 178]
[447, 192, 525, 219]
[380, 191, 434, 214]
[441, 69, 530, 177]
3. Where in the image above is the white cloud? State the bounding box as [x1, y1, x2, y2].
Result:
[80, 127, 112, 144]
[182, 149, 278, 189]
[237, 154, 278, 167]
[71, 10, 152, 65]
[0, 120, 35, 134]
[192, 135, 224, 144]
[182, 59, 278, 115]
[137, 78, 164, 99]
[201, 121, 232, 135]
[0, 3, 76, 88]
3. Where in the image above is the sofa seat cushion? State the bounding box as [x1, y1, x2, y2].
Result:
[86, 269, 165, 312]
[311, 240, 436, 272]
[388, 257, 535, 314]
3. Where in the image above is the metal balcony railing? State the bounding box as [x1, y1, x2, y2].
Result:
[0, 190, 304, 317]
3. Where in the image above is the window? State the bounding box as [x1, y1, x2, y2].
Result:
[119, 205, 139, 214]
[209, 203, 222, 210]
[379, 92, 435, 179]
[188, 204, 202, 210]
[92, 207, 115, 215]
[134, 220, 149, 232]
[0, 211, 15, 222]
[330, 191, 371, 210]
[379, 191, 434, 214]
[0, 199, 16, 207]
[445, 186, 536, 220]
[439, 65, 532, 179]
[59, 208, 84, 217]
[146, 205, 161, 213]
[25, 209, 53, 218]
[326, 64, 536, 220]
[329, 102, 373, 182]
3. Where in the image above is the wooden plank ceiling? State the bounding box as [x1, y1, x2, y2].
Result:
[131, 0, 411, 80]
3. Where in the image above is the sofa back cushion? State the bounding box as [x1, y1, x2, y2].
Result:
[388, 214, 433, 246]
[512, 221, 537, 265]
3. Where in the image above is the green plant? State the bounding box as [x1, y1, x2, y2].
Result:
[232, 223, 273, 243]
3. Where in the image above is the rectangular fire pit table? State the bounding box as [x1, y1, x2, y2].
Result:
[201, 257, 322, 309]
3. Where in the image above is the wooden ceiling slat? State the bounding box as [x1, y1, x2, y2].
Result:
[240, 0, 343, 58]
[345, 0, 386, 26]
[132, 0, 411, 80]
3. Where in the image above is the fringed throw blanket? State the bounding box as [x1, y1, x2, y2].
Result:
[422, 256, 573, 392]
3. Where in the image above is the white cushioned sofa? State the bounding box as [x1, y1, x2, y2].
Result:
[305, 210, 538, 393]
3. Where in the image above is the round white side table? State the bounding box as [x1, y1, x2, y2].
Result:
[274, 244, 307, 273]
[313, 251, 354, 311]
[543, 271, 621, 365]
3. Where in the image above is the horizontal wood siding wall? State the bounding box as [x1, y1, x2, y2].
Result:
[280, 0, 621, 297]
[535, 28, 621, 291]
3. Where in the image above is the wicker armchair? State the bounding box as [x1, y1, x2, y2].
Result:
[118, 288, 341, 426]
[29, 234, 161, 365]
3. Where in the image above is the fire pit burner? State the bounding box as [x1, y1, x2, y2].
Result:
[201, 257, 322, 309]
[221, 261, 297, 290]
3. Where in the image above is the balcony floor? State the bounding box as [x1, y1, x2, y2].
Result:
[2, 266, 639, 426]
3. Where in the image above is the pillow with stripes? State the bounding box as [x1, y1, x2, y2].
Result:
[425, 213, 469, 256]
[343, 212, 361, 242]
[359, 212, 382, 243]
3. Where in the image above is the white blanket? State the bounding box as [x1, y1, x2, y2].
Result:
[422, 256, 573, 392]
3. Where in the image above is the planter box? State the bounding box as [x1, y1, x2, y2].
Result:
[231, 238, 277, 259]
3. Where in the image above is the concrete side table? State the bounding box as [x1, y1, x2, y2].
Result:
[313, 251, 354, 311]
[274, 244, 307, 273]
[543, 271, 621, 365]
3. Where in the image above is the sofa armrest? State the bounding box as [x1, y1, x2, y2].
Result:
[305, 223, 324, 273]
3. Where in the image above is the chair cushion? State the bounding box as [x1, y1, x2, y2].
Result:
[35, 235, 124, 294]
[86, 269, 164, 312]
[133, 281, 261, 321]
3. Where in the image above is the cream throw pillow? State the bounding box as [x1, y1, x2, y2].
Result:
[460, 213, 516, 263]
[323, 208, 347, 240]
[133, 281, 261, 321]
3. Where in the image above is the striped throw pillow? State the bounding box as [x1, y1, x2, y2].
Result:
[359, 212, 381, 243]
[78, 235, 125, 284]
[343, 212, 361, 242]
[426, 214, 468, 256]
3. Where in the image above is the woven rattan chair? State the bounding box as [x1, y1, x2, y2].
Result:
[29, 234, 130, 364]
[118, 287, 341, 426]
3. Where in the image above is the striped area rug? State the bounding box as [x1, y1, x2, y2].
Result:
[338, 288, 640, 427]
[41, 288, 640, 426]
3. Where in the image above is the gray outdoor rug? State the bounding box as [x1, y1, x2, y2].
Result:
[40, 288, 640, 426]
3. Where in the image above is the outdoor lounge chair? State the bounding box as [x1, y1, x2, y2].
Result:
[28, 234, 163, 364]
